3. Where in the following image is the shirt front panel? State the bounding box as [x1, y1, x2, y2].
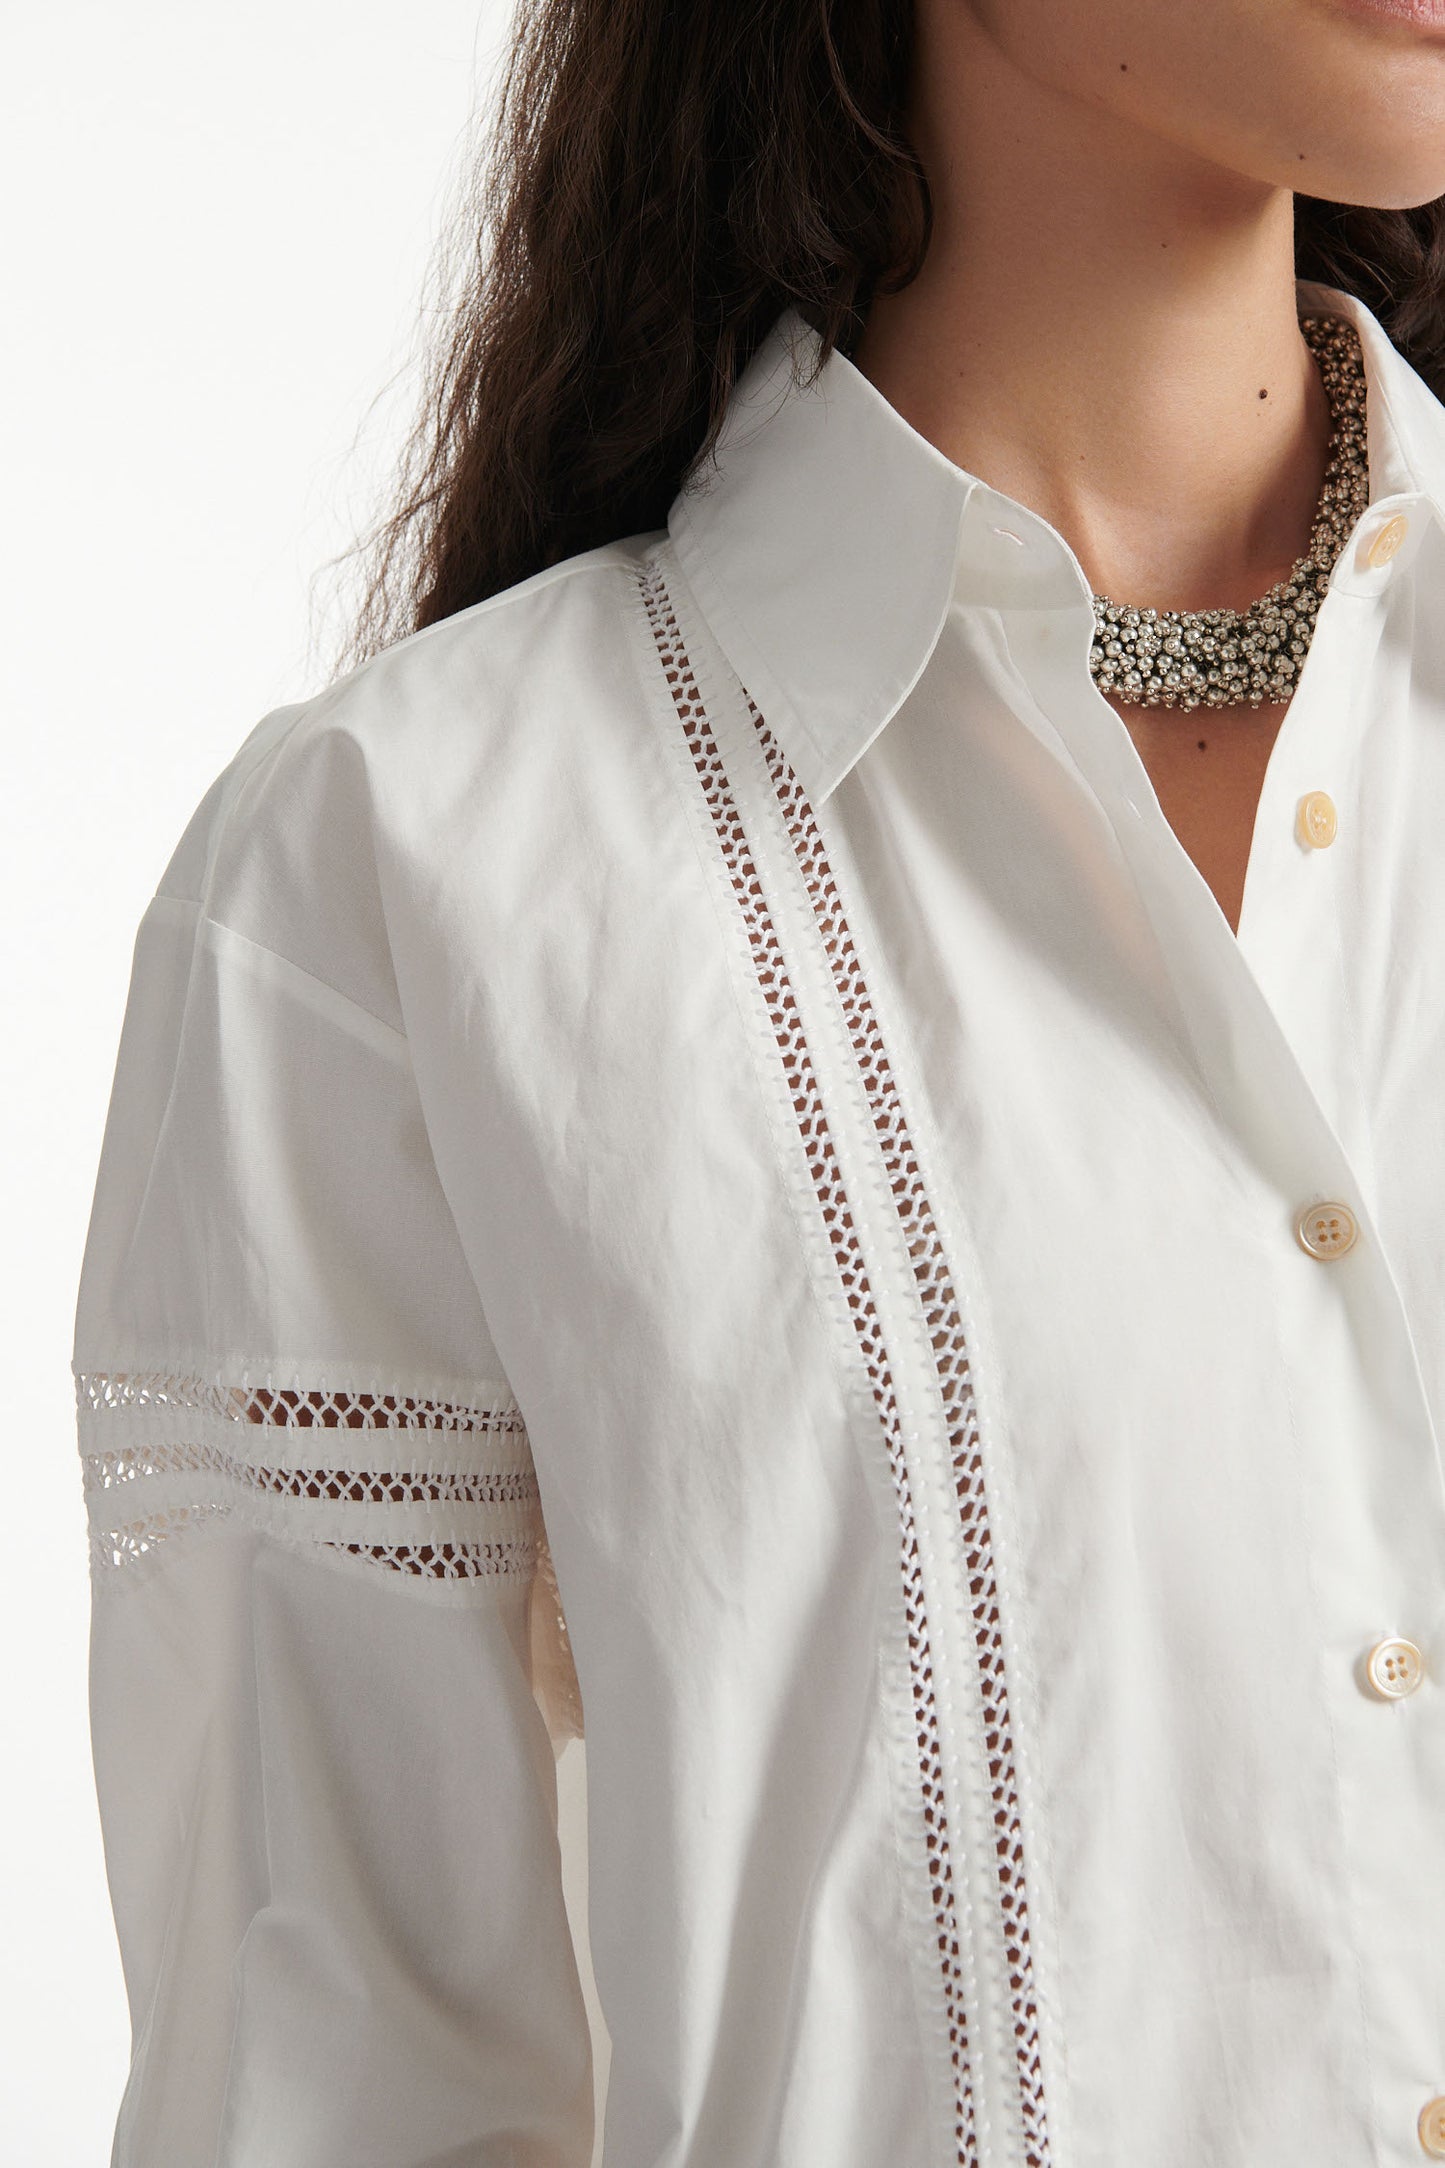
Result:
[388, 497, 1445, 2166]
[807, 500, 1445, 2162]
[357, 553, 962, 2168]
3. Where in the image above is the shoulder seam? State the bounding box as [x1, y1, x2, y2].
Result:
[224, 547, 654, 798]
[321, 539, 657, 682]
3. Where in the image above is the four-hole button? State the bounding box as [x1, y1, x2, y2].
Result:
[1364, 512, 1410, 569]
[1365, 1637, 1424, 1701]
[1294, 1201, 1358, 1260]
[1419, 2097, 1445, 2157]
[1296, 791, 1338, 849]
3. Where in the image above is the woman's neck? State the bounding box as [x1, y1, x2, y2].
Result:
[851, 4, 1336, 613]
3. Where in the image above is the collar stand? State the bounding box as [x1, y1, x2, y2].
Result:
[954, 484, 1095, 616]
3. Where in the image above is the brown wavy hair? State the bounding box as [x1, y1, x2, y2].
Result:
[336, 0, 1445, 673]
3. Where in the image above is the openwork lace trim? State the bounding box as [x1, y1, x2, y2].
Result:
[83, 1437, 536, 1507]
[641, 559, 1051, 2168]
[641, 565, 973, 2161]
[77, 1369, 585, 1741]
[78, 1370, 529, 1435]
[752, 698, 1051, 2166]
[86, 1504, 534, 1580]
[75, 1370, 540, 1583]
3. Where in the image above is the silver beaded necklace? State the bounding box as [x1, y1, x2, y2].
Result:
[1087, 313, 1370, 711]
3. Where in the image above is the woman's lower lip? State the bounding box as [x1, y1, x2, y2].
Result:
[1335, 0, 1445, 28]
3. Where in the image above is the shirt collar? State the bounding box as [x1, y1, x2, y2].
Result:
[667, 276, 1445, 808]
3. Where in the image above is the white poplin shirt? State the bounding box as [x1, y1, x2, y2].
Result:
[73, 274, 1445, 2168]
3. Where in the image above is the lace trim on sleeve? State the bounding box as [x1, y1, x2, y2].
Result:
[74, 1370, 585, 1742]
[76, 1370, 539, 1579]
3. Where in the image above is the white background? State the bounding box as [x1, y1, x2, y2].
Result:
[3, 4, 604, 2155]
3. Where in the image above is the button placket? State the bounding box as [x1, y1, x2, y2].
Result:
[990, 483, 1445, 2158]
[1233, 579, 1367, 974]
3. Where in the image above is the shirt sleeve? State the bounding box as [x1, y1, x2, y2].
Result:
[71, 717, 593, 2168]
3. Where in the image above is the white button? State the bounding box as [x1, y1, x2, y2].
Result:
[1296, 791, 1337, 849]
[1294, 1201, 1358, 1259]
[1365, 1636, 1424, 1700]
[1363, 512, 1409, 570]
[1419, 2096, 1445, 2156]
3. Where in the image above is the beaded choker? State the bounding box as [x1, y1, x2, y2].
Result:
[1087, 313, 1369, 711]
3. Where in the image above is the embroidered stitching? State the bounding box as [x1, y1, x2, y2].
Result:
[81, 1438, 539, 1508]
[75, 1370, 541, 1584]
[640, 559, 984, 2167]
[77, 1370, 529, 1434]
[750, 700, 1051, 2168]
[75, 1369, 585, 1735]
[88, 1504, 538, 1581]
